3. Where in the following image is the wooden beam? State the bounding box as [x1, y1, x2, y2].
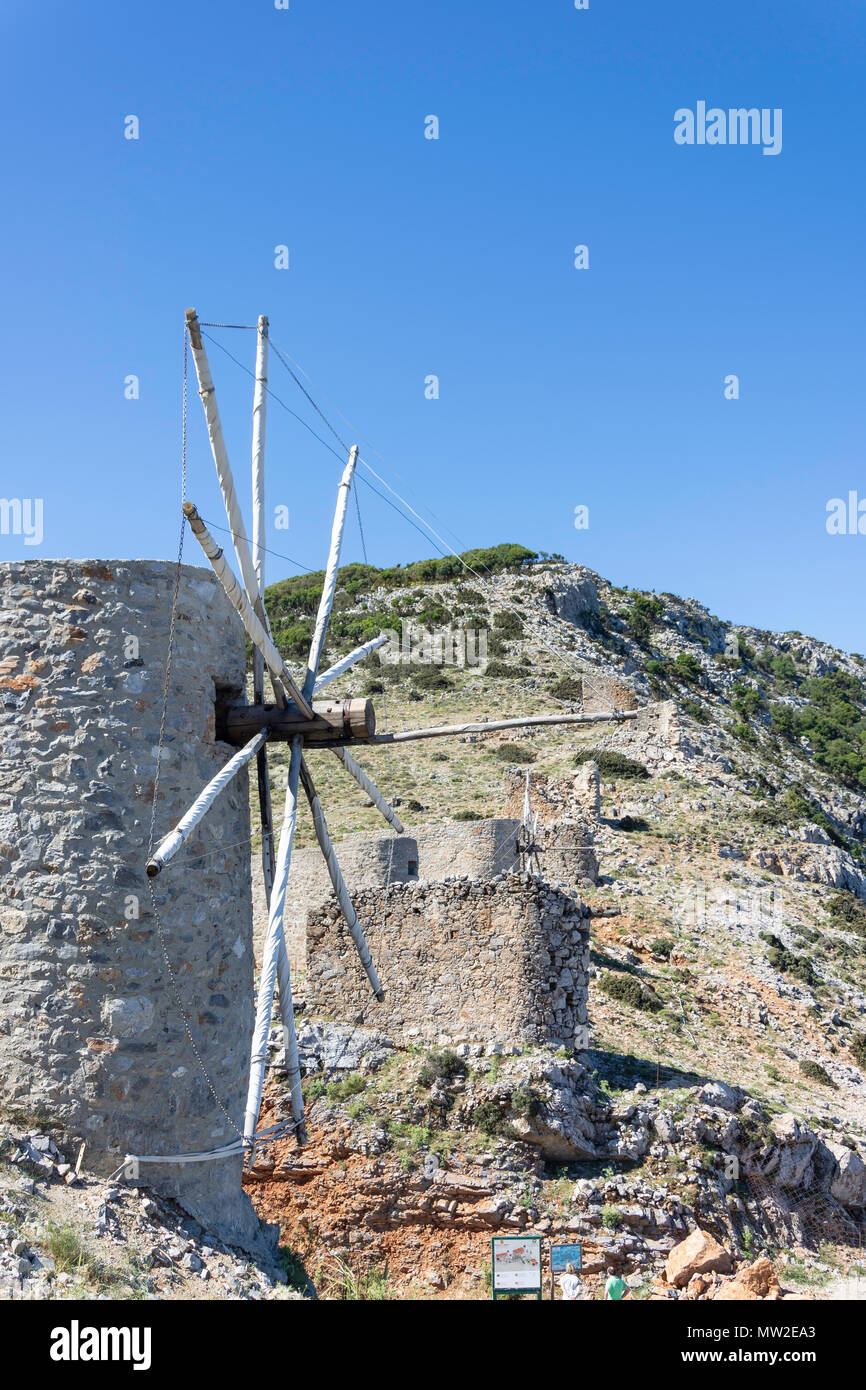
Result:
[185, 309, 261, 607]
[330, 746, 404, 833]
[186, 309, 286, 712]
[146, 730, 268, 877]
[184, 502, 314, 720]
[222, 697, 375, 745]
[251, 313, 269, 600]
[244, 738, 304, 1141]
[303, 445, 358, 696]
[360, 710, 640, 744]
[300, 758, 384, 1001]
[313, 633, 388, 694]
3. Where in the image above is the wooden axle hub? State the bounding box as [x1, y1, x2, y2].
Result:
[221, 697, 375, 746]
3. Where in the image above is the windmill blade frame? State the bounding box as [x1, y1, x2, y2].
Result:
[183, 502, 314, 719]
[244, 737, 304, 1140]
[303, 445, 359, 697]
[330, 745, 404, 833]
[146, 729, 268, 877]
[300, 757, 385, 1001]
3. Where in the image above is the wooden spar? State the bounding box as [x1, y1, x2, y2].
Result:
[183, 502, 315, 720]
[250, 315, 277, 898]
[251, 314, 269, 599]
[244, 738, 303, 1141]
[145, 730, 268, 877]
[186, 309, 286, 712]
[222, 697, 375, 745]
[300, 759, 384, 1001]
[360, 709, 640, 745]
[330, 746, 404, 833]
[185, 309, 262, 607]
[302, 445, 359, 697]
[276, 935, 304, 1132]
[313, 633, 389, 694]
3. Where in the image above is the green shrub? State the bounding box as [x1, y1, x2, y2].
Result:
[473, 1101, 503, 1135]
[326, 1074, 367, 1102]
[799, 1059, 836, 1088]
[597, 972, 662, 1013]
[681, 698, 707, 723]
[672, 652, 702, 685]
[765, 946, 817, 988]
[650, 937, 676, 959]
[493, 610, 524, 637]
[851, 1034, 866, 1069]
[492, 742, 536, 764]
[483, 661, 525, 679]
[509, 1086, 539, 1119]
[826, 892, 866, 939]
[454, 809, 483, 821]
[417, 1050, 467, 1088]
[627, 595, 665, 642]
[550, 676, 583, 702]
[574, 749, 649, 780]
[411, 666, 451, 693]
[732, 682, 765, 718]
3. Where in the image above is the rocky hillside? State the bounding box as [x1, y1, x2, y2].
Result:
[243, 552, 866, 1298]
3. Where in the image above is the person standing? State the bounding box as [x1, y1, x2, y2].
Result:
[558, 1262, 582, 1300]
[604, 1273, 631, 1301]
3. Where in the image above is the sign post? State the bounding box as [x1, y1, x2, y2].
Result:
[491, 1236, 543, 1301]
[550, 1242, 583, 1301]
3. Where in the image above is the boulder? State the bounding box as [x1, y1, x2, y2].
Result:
[825, 1142, 866, 1209]
[698, 1081, 741, 1113]
[665, 1229, 733, 1288]
[296, 1022, 394, 1076]
[715, 1257, 780, 1301]
[765, 1113, 818, 1189]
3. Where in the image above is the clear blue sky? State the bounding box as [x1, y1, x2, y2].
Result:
[1, 0, 864, 651]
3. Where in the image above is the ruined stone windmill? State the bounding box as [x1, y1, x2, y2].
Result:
[147, 308, 636, 1154]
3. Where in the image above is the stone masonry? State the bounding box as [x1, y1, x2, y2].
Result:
[275, 818, 525, 973]
[306, 873, 590, 1050]
[0, 560, 270, 1255]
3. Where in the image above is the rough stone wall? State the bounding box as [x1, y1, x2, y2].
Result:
[591, 699, 683, 770]
[582, 674, 639, 713]
[0, 559, 269, 1255]
[306, 873, 589, 1049]
[503, 767, 601, 827]
[278, 833, 418, 973]
[532, 820, 598, 890]
[276, 818, 523, 974]
[414, 820, 521, 881]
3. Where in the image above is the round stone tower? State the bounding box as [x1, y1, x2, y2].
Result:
[0, 559, 270, 1254]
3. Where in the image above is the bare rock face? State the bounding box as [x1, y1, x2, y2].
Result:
[764, 1114, 819, 1189]
[825, 1141, 866, 1208]
[501, 1056, 602, 1160]
[542, 572, 600, 629]
[714, 1257, 781, 1301]
[698, 1081, 741, 1113]
[665, 1229, 734, 1288]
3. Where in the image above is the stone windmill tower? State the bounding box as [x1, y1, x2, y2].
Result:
[0, 310, 634, 1252]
